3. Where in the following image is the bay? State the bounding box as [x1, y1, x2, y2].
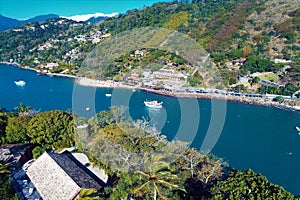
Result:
[1, 63, 300, 194]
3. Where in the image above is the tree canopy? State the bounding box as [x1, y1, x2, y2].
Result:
[28, 110, 74, 148]
[210, 169, 297, 200]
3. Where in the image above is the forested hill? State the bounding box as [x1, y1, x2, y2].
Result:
[99, 0, 299, 84]
[0, 0, 299, 86]
[100, 0, 299, 61]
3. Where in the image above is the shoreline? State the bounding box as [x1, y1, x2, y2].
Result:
[2, 62, 299, 112]
[0, 62, 78, 79]
[76, 77, 300, 112]
[139, 88, 300, 111]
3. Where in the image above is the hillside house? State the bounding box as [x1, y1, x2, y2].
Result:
[11, 151, 106, 200]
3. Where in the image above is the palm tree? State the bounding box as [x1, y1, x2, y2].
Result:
[133, 154, 184, 200]
[14, 102, 31, 116]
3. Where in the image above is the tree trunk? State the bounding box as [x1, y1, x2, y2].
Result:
[153, 187, 157, 200]
[190, 159, 194, 177]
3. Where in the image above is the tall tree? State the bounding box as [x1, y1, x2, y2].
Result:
[133, 154, 185, 200]
[196, 155, 224, 184]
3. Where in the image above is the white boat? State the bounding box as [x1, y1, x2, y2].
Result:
[85, 106, 90, 111]
[105, 93, 112, 97]
[14, 80, 26, 86]
[144, 100, 163, 109]
[296, 126, 300, 132]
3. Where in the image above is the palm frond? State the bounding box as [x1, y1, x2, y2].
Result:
[158, 180, 179, 189]
[154, 182, 168, 200]
[133, 181, 149, 194]
[135, 170, 150, 177]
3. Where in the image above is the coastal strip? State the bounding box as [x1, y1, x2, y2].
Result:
[76, 77, 300, 111]
[0, 62, 78, 79]
[2, 62, 299, 112]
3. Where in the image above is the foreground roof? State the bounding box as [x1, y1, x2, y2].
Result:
[26, 151, 105, 200]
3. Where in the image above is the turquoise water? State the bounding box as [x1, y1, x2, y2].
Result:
[1, 0, 170, 19]
[1, 64, 300, 194]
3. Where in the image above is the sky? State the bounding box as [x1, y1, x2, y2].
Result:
[0, 0, 170, 19]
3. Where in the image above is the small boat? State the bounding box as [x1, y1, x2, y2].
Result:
[85, 106, 90, 111]
[14, 80, 26, 86]
[37, 71, 46, 76]
[144, 100, 163, 109]
[105, 93, 112, 97]
[296, 126, 300, 132]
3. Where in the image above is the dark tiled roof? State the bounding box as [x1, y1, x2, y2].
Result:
[0, 144, 33, 164]
[47, 151, 105, 190]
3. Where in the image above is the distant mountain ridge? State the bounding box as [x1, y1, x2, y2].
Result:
[0, 12, 117, 31]
[86, 16, 108, 23]
[0, 14, 59, 31]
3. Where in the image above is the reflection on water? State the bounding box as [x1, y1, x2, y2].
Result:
[145, 107, 167, 132]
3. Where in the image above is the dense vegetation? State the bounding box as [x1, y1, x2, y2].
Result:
[0, 0, 299, 91]
[1, 105, 298, 199]
[0, 18, 100, 75]
[1, 106, 74, 148]
[103, 48, 192, 79]
[100, 0, 299, 88]
[210, 169, 296, 199]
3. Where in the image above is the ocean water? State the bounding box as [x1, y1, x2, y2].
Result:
[1, 64, 300, 194]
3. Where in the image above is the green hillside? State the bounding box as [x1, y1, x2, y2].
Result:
[0, 0, 299, 90]
[99, 0, 299, 85]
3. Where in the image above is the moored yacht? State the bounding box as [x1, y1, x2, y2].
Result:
[144, 100, 163, 109]
[14, 80, 26, 86]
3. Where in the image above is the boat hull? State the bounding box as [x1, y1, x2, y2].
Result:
[144, 101, 163, 109]
[14, 80, 26, 86]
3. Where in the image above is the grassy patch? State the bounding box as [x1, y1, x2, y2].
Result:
[257, 73, 278, 82]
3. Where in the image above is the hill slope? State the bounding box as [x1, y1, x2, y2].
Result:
[0, 0, 299, 90]
[98, 0, 299, 85]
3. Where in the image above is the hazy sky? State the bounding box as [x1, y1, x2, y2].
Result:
[0, 0, 169, 19]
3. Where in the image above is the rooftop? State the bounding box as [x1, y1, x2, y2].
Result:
[0, 144, 33, 164]
[25, 151, 105, 200]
